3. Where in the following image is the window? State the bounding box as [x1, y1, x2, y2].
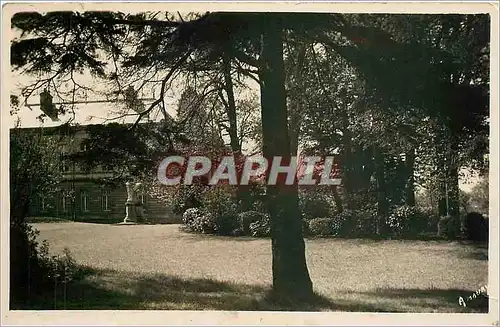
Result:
[81, 190, 89, 212]
[80, 142, 88, 152]
[61, 189, 73, 213]
[140, 192, 147, 205]
[60, 152, 70, 172]
[62, 194, 67, 212]
[101, 189, 111, 211]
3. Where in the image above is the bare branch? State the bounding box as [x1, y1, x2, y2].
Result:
[105, 17, 182, 28]
[129, 51, 192, 130]
[233, 60, 261, 85]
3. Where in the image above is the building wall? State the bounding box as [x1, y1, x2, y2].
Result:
[30, 180, 181, 223]
[24, 124, 181, 224]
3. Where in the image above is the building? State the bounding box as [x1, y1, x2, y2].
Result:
[18, 123, 181, 224]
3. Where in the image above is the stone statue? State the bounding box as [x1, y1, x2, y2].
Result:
[122, 181, 148, 224]
[134, 182, 145, 223]
[126, 182, 136, 202]
[123, 181, 137, 223]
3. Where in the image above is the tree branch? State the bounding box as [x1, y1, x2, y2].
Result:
[232, 48, 261, 69]
[105, 18, 182, 28]
[129, 51, 192, 130]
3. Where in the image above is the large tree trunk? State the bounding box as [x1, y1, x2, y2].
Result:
[437, 175, 448, 217]
[405, 148, 416, 206]
[259, 19, 313, 299]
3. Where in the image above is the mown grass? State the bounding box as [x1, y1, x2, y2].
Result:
[18, 222, 489, 312]
[17, 266, 488, 312]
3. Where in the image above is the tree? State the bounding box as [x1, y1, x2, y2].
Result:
[468, 176, 489, 216]
[258, 16, 313, 297]
[11, 11, 321, 299]
[10, 121, 63, 303]
[318, 14, 489, 226]
[10, 124, 63, 222]
[326, 14, 488, 232]
[175, 86, 226, 149]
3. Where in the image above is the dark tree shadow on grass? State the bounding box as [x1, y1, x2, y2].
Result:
[352, 288, 488, 313]
[458, 240, 489, 261]
[12, 267, 485, 313]
[459, 248, 488, 261]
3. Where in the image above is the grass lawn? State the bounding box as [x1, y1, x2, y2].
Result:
[25, 222, 489, 312]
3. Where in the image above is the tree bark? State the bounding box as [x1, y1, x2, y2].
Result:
[259, 18, 313, 299]
[221, 49, 241, 154]
[340, 109, 355, 209]
[405, 148, 416, 206]
[437, 174, 448, 217]
[374, 145, 389, 235]
[288, 45, 307, 156]
[434, 122, 449, 218]
[288, 106, 301, 156]
[447, 137, 461, 229]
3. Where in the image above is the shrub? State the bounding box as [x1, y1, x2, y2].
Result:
[465, 212, 488, 242]
[182, 208, 203, 226]
[10, 222, 79, 307]
[38, 244, 78, 285]
[238, 211, 266, 234]
[344, 192, 377, 212]
[171, 185, 206, 214]
[330, 215, 345, 236]
[335, 209, 356, 235]
[201, 187, 239, 236]
[308, 218, 335, 236]
[214, 213, 239, 236]
[181, 187, 240, 236]
[182, 208, 215, 234]
[238, 181, 266, 212]
[191, 212, 217, 234]
[299, 191, 334, 220]
[249, 215, 271, 237]
[350, 208, 378, 237]
[387, 205, 428, 237]
[231, 227, 245, 236]
[469, 178, 488, 216]
[422, 209, 440, 233]
[201, 186, 237, 211]
[325, 208, 378, 238]
[438, 215, 461, 239]
[11, 223, 40, 304]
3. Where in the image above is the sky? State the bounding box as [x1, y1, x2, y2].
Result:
[8, 71, 182, 128]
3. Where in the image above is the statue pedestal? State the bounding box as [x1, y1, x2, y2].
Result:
[121, 181, 147, 224]
[123, 200, 137, 223]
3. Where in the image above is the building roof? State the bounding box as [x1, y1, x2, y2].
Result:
[10, 121, 169, 136]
